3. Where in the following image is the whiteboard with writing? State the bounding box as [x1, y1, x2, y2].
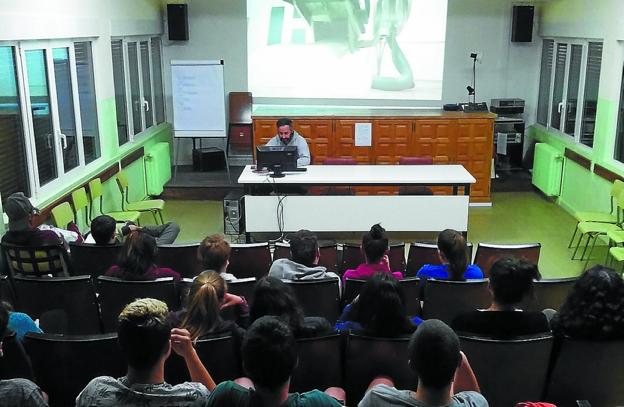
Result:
[171, 60, 226, 137]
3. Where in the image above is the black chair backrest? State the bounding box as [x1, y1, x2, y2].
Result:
[291, 334, 343, 393]
[96, 276, 178, 332]
[285, 278, 340, 323]
[545, 337, 624, 407]
[69, 242, 122, 279]
[520, 277, 578, 312]
[24, 332, 125, 407]
[274, 241, 339, 274]
[2, 241, 71, 277]
[405, 241, 474, 277]
[0, 332, 34, 380]
[343, 277, 422, 317]
[165, 335, 242, 385]
[156, 243, 201, 279]
[341, 243, 405, 274]
[474, 243, 541, 277]
[422, 279, 491, 324]
[344, 333, 417, 403]
[12, 275, 100, 335]
[227, 243, 272, 279]
[221, 277, 257, 321]
[460, 335, 554, 406]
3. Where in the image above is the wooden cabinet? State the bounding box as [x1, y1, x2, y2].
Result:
[252, 113, 494, 202]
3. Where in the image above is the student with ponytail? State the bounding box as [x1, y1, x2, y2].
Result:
[343, 223, 403, 283]
[417, 229, 483, 280]
[170, 271, 248, 341]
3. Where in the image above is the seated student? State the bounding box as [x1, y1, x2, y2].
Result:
[250, 276, 332, 339]
[452, 257, 550, 338]
[269, 230, 340, 283]
[206, 316, 344, 407]
[359, 319, 488, 407]
[265, 118, 311, 167]
[335, 272, 420, 336]
[0, 302, 48, 406]
[2, 301, 42, 342]
[105, 230, 181, 281]
[198, 234, 237, 281]
[1, 192, 78, 249]
[76, 298, 214, 407]
[417, 229, 483, 280]
[87, 215, 180, 246]
[343, 224, 403, 283]
[169, 271, 248, 341]
[550, 265, 624, 340]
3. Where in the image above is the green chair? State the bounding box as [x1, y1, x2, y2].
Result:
[87, 179, 141, 225]
[572, 221, 622, 268]
[115, 169, 165, 224]
[50, 202, 75, 229]
[607, 247, 624, 273]
[568, 180, 624, 248]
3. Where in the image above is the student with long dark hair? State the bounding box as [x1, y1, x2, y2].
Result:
[551, 265, 624, 340]
[336, 272, 420, 337]
[105, 230, 180, 281]
[343, 224, 403, 282]
[452, 257, 549, 338]
[249, 276, 332, 338]
[417, 229, 482, 280]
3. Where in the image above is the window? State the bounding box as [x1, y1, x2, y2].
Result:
[0, 40, 101, 199]
[614, 57, 624, 162]
[111, 36, 165, 146]
[536, 39, 603, 147]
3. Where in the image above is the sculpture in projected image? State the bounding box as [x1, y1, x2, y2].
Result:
[283, 0, 415, 91]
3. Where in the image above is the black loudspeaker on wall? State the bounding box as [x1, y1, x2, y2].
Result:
[511, 5, 534, 43]
[167, 4, 189, 41]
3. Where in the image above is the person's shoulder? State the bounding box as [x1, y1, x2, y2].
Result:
[464, 265, 484, 279]
[360, 384, 416, 407]
[170, 381, 211, 397]
[417, 264, 446, 278]
[452, 391, 489, 406]
[76, 376, 120, 406]
[0, 378, 47, 407]
[290, 389, 342, 407]
[206, 381, 250, 407]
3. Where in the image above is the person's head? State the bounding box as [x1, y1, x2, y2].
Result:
[4, 192, 38, 231]
[242, 316, 297, 391]
[91, 215, 117, 245]
[118, 230, 158, 279]
[437, 229, 469, 281]
[250, 276, 304, 333]
[362, 223, 388, 264]
[276, 118, 294, 144]
[408, 319, 461, 390]
[181, 271, 227, 340]
[556, 265, 624, 339]
[489, 257, 540, 307]
[353, 272, 413, 337]
[289, 230, 319, 267]
[198, 234, 231, 272]
[117, 298, 171, 371]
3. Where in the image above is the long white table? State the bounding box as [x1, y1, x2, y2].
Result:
[238, 165, 475, 235]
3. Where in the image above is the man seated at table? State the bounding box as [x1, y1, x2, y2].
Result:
[265, 118, 310, 167]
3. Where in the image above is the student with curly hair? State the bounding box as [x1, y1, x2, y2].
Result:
[417, 229, 483, 281]
[550, 265, 624, 340]
[452, 257, 550, 338]
[105, 230, 180, 281]
[336, 272, 420, 337]
[249, 276, 332, 339]
[343, 224, 403, 283]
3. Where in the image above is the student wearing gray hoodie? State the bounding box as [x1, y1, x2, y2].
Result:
[269, 230, 341, 285]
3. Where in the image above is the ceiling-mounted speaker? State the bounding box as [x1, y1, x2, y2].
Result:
[511, 5, 534, 43]
[167, 4, 189, 41]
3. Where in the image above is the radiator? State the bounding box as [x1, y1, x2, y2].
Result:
[145, 142, 171, 196]
[532, 142, 563, 197]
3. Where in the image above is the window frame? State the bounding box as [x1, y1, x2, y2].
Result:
[537, 37, 601, 148]
[112, 36, 165, 146]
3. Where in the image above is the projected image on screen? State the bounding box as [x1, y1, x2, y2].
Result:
[248, 0, 448, 103]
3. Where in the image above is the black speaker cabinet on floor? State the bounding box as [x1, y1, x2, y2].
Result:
[167, 4, 189, 41]
[511, 5, 534, 42]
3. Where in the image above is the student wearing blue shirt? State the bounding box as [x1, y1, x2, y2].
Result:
[417, 229, 483, 280]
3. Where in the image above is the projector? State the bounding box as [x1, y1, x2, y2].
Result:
[490, 98, 525, 114]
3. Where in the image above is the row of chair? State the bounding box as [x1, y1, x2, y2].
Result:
[0, 272, 577, 335]
[53, 240, 542, 281]
[8, 330, 624, 407]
